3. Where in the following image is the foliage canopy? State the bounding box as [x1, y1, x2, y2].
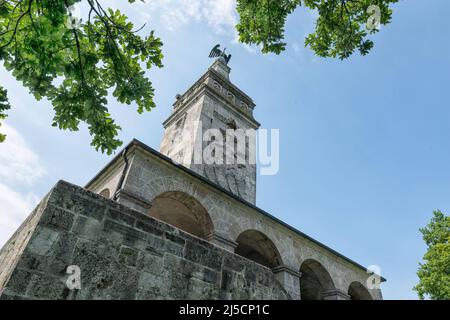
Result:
[414, 210, 450, 300]
[0, 0, 163, 154]
[0, 0, 399, 153]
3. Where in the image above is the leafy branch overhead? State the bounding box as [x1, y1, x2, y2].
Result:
[0, 0, 163, 154]
[0, 0, 398, 154]
[0, 85, 11, 142]
[236, 0, 398, 58]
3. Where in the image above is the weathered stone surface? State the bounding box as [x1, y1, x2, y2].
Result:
[72, 216, 102, 241]
[136, 251, 163, 274]
[184, 241, 223, 271]
[0, 181, 290, 300]
[41, 205, 75, 231]
[106, 209, 135, 227]
[135, 220, 163, 237]
[158, 59, 259, 204]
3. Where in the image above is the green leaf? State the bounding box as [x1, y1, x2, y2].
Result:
[236, 0, 399, 59]
[0, 0, 163, 154]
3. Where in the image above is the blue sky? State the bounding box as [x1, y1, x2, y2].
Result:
[1, 0, 449, 300]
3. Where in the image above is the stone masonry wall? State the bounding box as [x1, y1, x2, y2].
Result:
[116, 146, 382, 300]
[0, 194, 50, 294]
[0, 181, 290, 300]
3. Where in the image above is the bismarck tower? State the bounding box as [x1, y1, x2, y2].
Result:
[160, 55, 259, 204]
[0, 48, 383, 300]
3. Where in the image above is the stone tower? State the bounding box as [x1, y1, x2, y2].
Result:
[160, 57, 260, 204]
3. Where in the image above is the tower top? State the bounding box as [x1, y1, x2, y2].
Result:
[166, 57, 257, 124]
[208, 44, 232, 80]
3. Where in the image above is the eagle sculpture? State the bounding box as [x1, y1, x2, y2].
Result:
[208, 44, 231, 65]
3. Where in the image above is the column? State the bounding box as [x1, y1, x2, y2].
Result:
[272, 266, 302, 300]
[322, 289, 351, 300]
[206, 232, 238, 252]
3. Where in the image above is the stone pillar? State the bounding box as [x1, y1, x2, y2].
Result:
[210, 57, 231, 80]
[206, 232, 238, 252]
[115, 189, 152, 214]
[322, 289, 351, 300]
[370, 288, 383, 300]
[272, 266, 301, 300]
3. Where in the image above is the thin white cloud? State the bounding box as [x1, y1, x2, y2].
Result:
[292, 42, 302, 55]
[0, 124, 46, 185]
[0, 183, 39, 246]
[0, 124, 45, 247]
[141, 0, 237, 35]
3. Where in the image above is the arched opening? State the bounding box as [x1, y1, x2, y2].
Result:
[99, 188, 110, 198]
[348, 281, 373, 300]
[234, 230, 282, 269]
[147, 191, 213, 239]
[299, 259, 335, 300]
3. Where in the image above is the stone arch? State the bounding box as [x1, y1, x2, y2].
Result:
[234, 229, 283, 269]
[147, 191, 214, 239]
[348, 281, 373, 300]
[144, 176, 218, 214]
[299, 259, 336, 300]
[227, 217, 298, 269]
[99, 188, 110, 198]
